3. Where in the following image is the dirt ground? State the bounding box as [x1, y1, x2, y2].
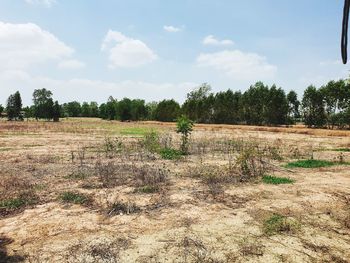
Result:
[1, 118, 350, 263]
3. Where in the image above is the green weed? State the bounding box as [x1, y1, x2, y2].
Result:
[263, 175, 294, 185]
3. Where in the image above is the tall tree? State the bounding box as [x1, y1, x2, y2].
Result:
[52, 101, 60, 122]
[6, 91, 22, 121]
[302, 86, 326, 128]
[33, 88, 53, 120]
[265, 85, 288, 125]
[155, 99, 180, 122]
[287, 90, 301, 124]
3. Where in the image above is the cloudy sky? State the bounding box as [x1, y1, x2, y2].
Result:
[0, 0, 348, 105]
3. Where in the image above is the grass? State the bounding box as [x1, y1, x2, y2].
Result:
[135, 185, 159, 194]
[119, 127, 150, 136]
[263, 175, 295, 185]
[0, 198, 26, 210]
[60, 192, 89, 205]
[334, 148, 350, 152]
[160, 148, 183, 160]
[263, 214, 300, 235]
[285, 159, 347, 169]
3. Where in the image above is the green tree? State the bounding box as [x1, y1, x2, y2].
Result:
[6, 91, 22, 121]
[242, 82, 269, 125]
[176, 115, 194, 154]
[287, 90, 301, 124]
[154, 99, 180, 122]
[213, 90, 241, 124]
[65, 101, 81, 117]
[52, 101, 60, 122]
[105, 96, 117, 120]
[265, 85, 288, 125]
[33, 88, 54, 120]
[302, 85, 326, 128]
[0, 104, 3, 117]
[81, 102, 91, 117]
[117, 98, 132, 121]
[182, 83, 213, 123]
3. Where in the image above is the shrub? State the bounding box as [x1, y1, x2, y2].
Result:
[235, 146, 267, 181]
[142, 130, 160, 153]
[160, 148, 183, 160]
[60, 192, 89, 205]
[176, 115, 194, 155]
[262, 175, 295, 185]
[108, 201, 140, 216]
[263, 214, 300, 235]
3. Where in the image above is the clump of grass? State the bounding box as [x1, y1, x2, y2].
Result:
[160, 148, 183, 160]
[108, 201, 140, 216]
[0, 198, 26, 210]
[263, 214, 300, 235]
[134, 185, 159, 194]
[142, 130, 160, 153]
[285, 159, 342, 169]
[60, 192, 89, 205]
[0, 190, 38, 213]
[263, 175, 295, 185]
[334, 148, 350, 152]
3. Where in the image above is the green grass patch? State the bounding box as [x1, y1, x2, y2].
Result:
[334, 148, 350, 152]
[160, 148, 183, 160]
[0, 198, 26, 210]
[60, 192, 89, 205]
[263, 175, 295, 185]
[119, 127, 149, 136]
[0, 147, 12, 152]
[263, 214, 300, 235]
[135, 185, 159, 194]
[285, 159, 345, 169]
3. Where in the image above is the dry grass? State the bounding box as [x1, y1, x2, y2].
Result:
[1, 118, 350, 262]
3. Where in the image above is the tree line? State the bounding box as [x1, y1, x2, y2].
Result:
[1, 79, 349, 129]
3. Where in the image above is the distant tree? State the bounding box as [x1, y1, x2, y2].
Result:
[6, 91, 22, 121]
[302, 85, 326, 128]
[155, 99, 180, 122]
[242, 82, 269, 125]
[130, 99, 147, 121]
[105, 96, 117, 120]
[52, 101, 60, 122]
[99, 103, 107, 119]
[287, 90, 301, 124]
[212, 90, 241, 124]
[65, 101, 81, 117]
[89, 102, 99, 117]
[23, 106, 35, 120]
[81, 102, 91, 117]
[265, 85, 288, 125]
[33, 88, 54, 120]
[0, 104, 3, 117]
[146, 102, 158, 120]
[182, 83, 213, 123]
[117, 98, 132, 121]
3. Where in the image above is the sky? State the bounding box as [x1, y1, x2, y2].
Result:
[0, 0, 348, 106]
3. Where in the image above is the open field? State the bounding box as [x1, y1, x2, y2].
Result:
[1, 118, 350, 263]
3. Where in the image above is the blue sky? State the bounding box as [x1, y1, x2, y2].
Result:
[0, 0, 348, 105]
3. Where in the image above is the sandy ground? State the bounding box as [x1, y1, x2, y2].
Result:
[1, 119, 350, 263]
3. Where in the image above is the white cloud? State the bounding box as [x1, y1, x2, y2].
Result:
[25, 0, 56, 7]
[202, 35, 234, 46]
[0, 22, 73, 70]
[196, 50, 277, 80]
[101, 30, 157, 68]
[58, 59, 86, 70]
[163, 25, 182, 33]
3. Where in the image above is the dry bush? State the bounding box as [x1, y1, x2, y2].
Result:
[95, 161, 169, 190]
[65, 237, 130, 263]
[239, 238, 264, 257]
